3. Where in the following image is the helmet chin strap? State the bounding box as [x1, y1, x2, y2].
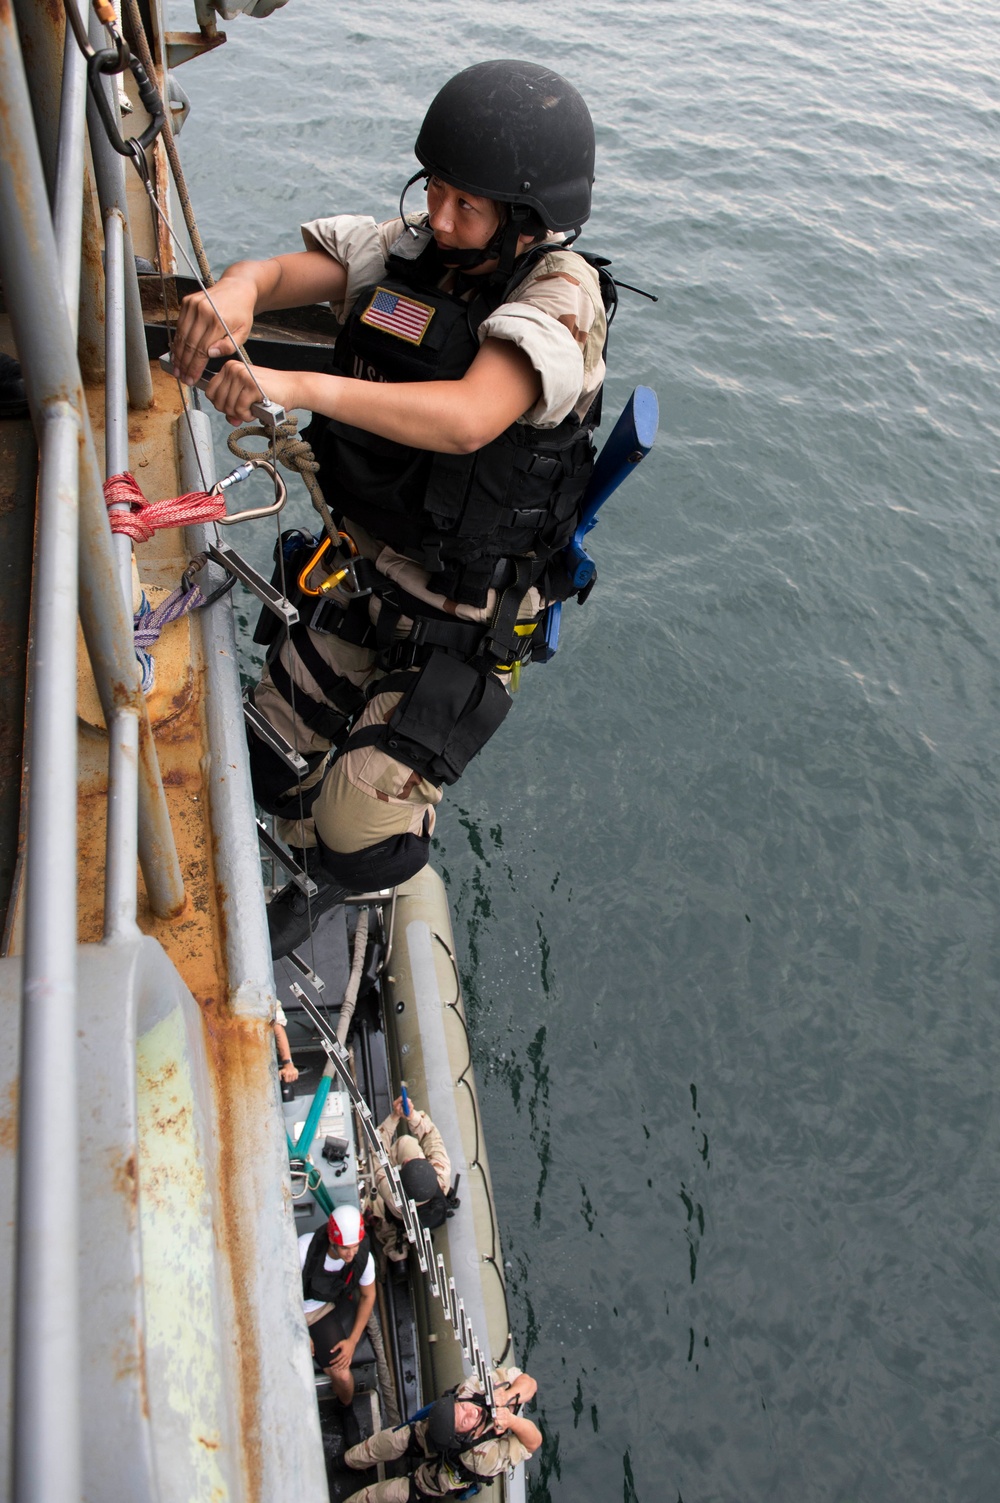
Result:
[450, 206, 535, 279]
[397, 174, 545, 276]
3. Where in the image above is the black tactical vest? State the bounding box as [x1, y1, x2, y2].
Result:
[301, 1230, 372, 1306]
[311, 228, 598, 607]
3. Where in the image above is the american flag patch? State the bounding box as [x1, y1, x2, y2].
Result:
[360, 287, 435, 345]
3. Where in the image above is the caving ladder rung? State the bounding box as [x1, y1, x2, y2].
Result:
[208, 540, 299, 625]
[256, 818, 317, 896]
[245, 700, 310, 777]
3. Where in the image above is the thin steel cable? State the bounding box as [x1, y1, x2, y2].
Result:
[133, 175, 268, 403]
[119, 0, 214, 287]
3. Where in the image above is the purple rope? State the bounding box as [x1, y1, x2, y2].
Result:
[133, 585, 205, 650]
[132, 586, 205, 694]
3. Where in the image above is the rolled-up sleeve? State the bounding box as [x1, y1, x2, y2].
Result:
[299, 213, 401, 319]
[477, 251, 606, 427]
[477, 303, 585, 427]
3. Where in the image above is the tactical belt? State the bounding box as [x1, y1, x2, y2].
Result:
[369, 557, 538, 672]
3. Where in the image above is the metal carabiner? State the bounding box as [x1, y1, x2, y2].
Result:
[180, 552, 238, 608]
[87, 44, 166, 159]
[296, 531, 361, 597]
[213, 458, 288, 526]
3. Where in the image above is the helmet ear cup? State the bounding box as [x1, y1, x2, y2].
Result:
[414, 60, 595, 232]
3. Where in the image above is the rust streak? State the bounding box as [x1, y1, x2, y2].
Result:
[202, 1010, 270, 1503]
[111, 1150, 139, 1208]
[0, 1076, 19, 1153]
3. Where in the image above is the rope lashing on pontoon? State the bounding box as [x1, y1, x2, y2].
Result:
[337, 909, 370, 1047]
[104, 470, 227, 542]
[228, 416, 337, 540]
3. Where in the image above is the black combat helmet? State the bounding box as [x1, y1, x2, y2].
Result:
[400, 1156, 440, 1205]
[426, 1396, 459, 1452]
[414, 60, 595, 233]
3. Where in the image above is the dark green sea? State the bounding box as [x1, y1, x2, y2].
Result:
[179, 2, 1000, 1496]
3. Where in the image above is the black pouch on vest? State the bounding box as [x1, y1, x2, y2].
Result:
[382, 651, 512, 785]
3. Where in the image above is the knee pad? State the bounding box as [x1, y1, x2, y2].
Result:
[246, 725, 326, 816]
[316, 825, 430, 892]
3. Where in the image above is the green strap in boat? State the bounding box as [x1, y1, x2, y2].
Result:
[293, 1072, 333, 1158]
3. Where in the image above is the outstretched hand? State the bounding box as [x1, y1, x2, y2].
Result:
[173, 278, 258, 386]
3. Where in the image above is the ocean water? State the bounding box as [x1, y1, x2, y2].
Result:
[176, 2, 1000, 1498]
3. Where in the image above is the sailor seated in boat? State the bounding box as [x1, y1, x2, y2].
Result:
[172, 60, 609, 961]
[369, 1094, 456, 1265]
[300, 1203, 375, 1433]
[342, 1367, 541, 1501]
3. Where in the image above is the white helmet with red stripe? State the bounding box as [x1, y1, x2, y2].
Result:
[328, 1203, 363, 1248]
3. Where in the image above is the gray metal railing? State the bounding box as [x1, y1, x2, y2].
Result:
[0, 6, 184, 1499]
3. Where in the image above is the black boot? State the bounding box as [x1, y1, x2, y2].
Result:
[336, 1397, 361, 1451]
[267, 851, 346, 959]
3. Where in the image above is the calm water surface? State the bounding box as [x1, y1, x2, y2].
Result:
[177, 2, 1000, 1497]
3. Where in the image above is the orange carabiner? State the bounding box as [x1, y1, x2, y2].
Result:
[297, 536, 332, 597]
[297, 532, 359, 597]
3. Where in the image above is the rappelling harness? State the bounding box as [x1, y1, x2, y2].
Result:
[251, 225, 620, 799]
[400, 1390, 513, 1501]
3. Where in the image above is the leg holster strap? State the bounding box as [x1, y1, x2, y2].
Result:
[345, 651, 511, 786]
[267, 626, 366, 744]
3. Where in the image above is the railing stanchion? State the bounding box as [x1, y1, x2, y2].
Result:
[0, 8, 83, 1496]
[86, 9, 154, 412]
[53, 0, 88, 333]
[105, 709, 142, 939]
[103, 207, 136, 606]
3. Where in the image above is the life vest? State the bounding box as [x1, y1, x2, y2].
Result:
[301, 1229, 372, 1306]
[310, 226, 602, 608]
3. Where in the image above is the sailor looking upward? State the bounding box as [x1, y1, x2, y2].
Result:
[368, 1092, 455, 1265]
[341, 1368, 542, 1502]
[173, 61, 609, 958]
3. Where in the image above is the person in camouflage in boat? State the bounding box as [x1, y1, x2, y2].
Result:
[342, 1367, 541, 1501]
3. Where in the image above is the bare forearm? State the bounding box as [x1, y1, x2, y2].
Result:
[291, 370, 488, 453]
[203, 336, 541, 450]
[504, 1411, 542, 1453]
[221, 251, 346, 314]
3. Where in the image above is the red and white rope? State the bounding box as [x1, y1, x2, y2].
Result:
[103, 470, 225, 542]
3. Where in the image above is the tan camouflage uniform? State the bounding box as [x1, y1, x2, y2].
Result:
[342, 1366, 533, 1502]
[368, 1106, 452, 1263]
[258, 212, 606, 858]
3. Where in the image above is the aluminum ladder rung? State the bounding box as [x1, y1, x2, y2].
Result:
[286, 949, 326, 992]
[256, 819, 317, 897]
[244, 699, 309, 777]
[208, 540, 299, 626]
